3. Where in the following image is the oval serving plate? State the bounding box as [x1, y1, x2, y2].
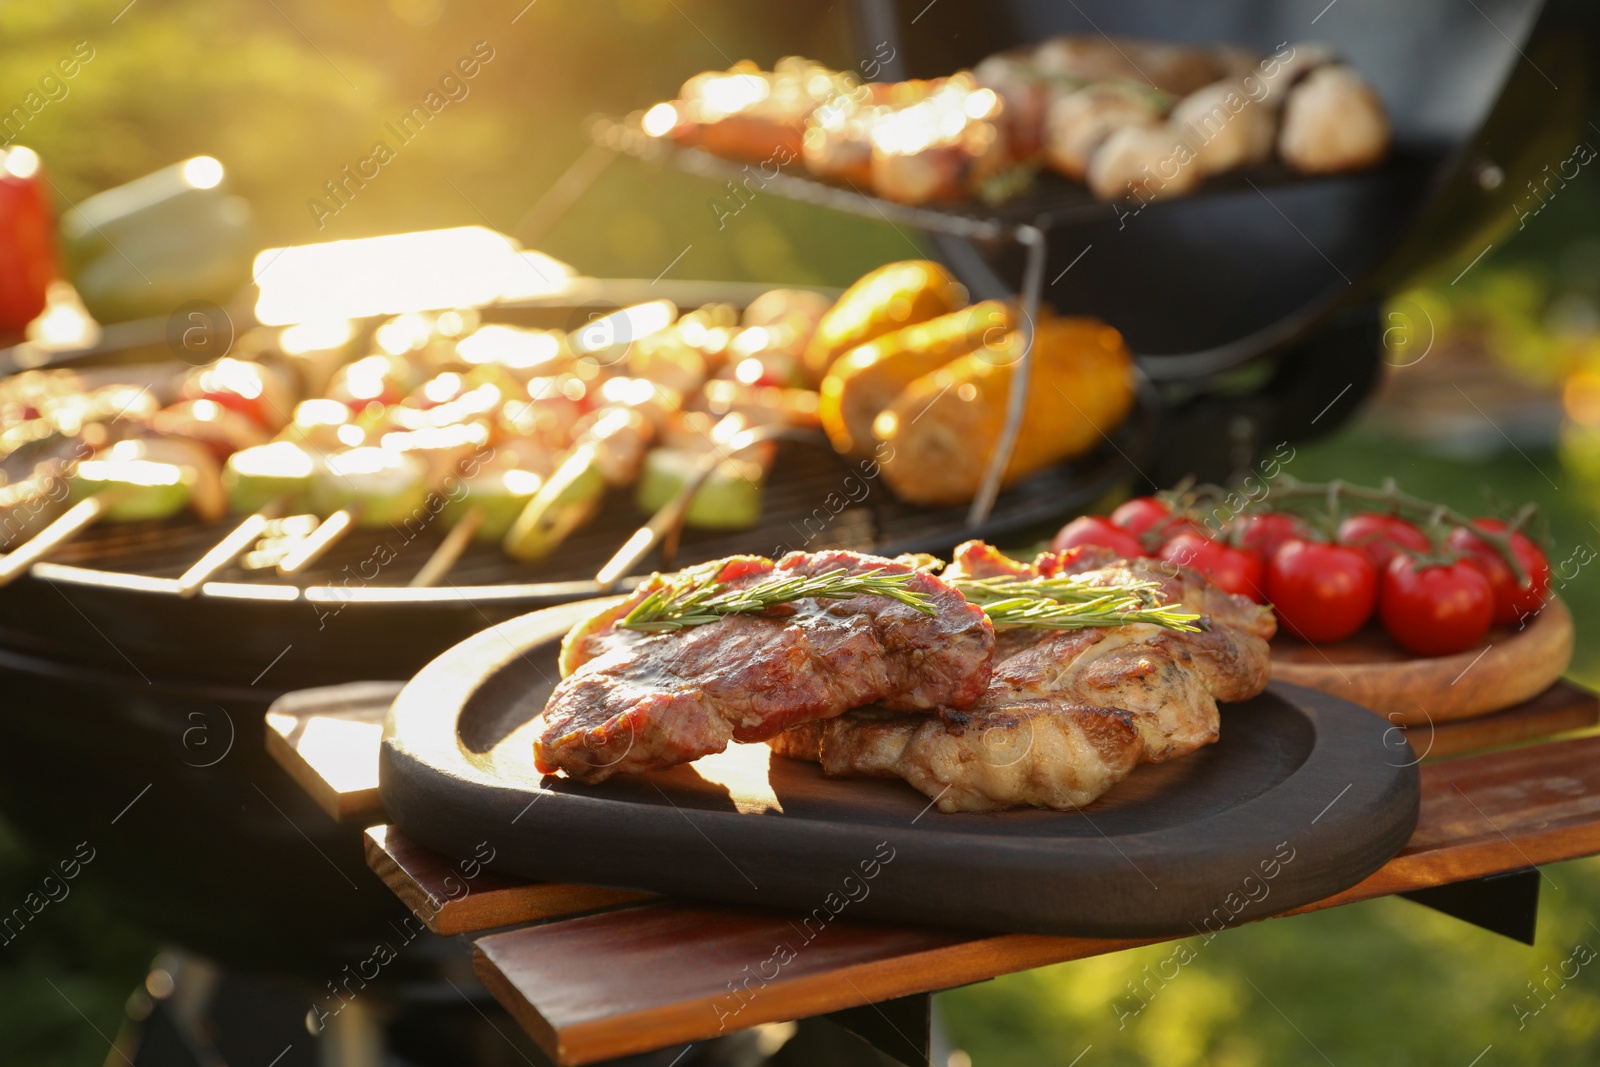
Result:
[380, 601, 1420, 938]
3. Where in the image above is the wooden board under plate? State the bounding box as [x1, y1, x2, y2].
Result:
[1272, 596, 1574, 725]
[380, 603, 1420, 939]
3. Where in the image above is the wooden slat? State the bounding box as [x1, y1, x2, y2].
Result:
[1288, 732, 1600, 912]
[365, 825, 653, 935]
[1413, 681, 1597, 760]
[264, 682, 398, 823]
[474, 904, 1148, 1065]
[471, 732, 1600, 1066]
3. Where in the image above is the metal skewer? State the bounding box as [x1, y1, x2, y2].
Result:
[409, 504, 484, 588]
[276, 507, 358, 577]
[0, 495, 106, 587]
[968, 222, 1048, 528]
[176, 500, 285, 597]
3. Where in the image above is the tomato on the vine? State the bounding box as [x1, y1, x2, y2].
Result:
[1379, 555, 1493, 656]
[1158, 531, 1265, 601]
[1446, 519, 1551, 627]
[1051, 515, 1145, 558]
[1110, 496, 1171, 538]
[1265, 540, 1377, 643]
[1234, 512, 1309, 562]
[1337, 512, 1431, 572]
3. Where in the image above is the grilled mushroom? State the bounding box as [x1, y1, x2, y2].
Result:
[1086, 123, 1202, 201]
[1171, 80, 1277, 176]
[1044, 81, 1167, 180]
[1278, 64, 1390, 174]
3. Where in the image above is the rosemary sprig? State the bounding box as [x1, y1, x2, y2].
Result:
[954, 573, 1166, 604]
[617, 566, 936, 632]
[952, 576, 1202, 633]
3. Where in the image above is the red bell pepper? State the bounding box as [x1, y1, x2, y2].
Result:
[0, 146, 58, 332]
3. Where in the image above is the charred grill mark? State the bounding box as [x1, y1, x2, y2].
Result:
[538, 549, 996, 783]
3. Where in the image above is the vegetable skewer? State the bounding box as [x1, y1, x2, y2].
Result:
[409, 504, 484, 588]
[276, 507, 359, 577]
[0, 287, 829, 590]
[0, 496, 103, 585]
[595, 421, 820, 590]
[0, 438, 212, 587]
[175, 501, 283, 597]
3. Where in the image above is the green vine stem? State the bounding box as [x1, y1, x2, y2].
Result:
[1240, 476, 1535, 584]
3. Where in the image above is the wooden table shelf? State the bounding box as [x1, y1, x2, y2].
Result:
[268, 679, 1600, 1066]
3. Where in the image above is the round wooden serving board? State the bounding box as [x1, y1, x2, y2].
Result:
[380, 602, 1421, 939]
[1271, 596, 1573, 726]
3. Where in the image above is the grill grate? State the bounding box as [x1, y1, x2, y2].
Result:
[15, 268, 1156, 603]
[38, 391, 1152, 599]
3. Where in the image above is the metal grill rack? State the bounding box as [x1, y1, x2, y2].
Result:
[588, 115, 1431, 523]
[589, 115, 1409, 243]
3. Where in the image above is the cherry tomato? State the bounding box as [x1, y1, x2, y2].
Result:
[1337, 512, 1431, 572]
[1051, 515, 1145, 558]
[180, 357, 292, 432]
[1234, 512, 1309, 562]
[1379, 555, 1493, 656]
[1110, 496, 1171, 537]
[1158, 531, 1265, 600]
[1266, 540, 1377, 643]
[1446, 519, 1551, 627]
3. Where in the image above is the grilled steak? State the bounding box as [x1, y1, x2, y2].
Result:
[947, 539, 1277, 651]
[771, 541, 1275, 812]
[767, 700, 1144, 812]
[535, 549, 994, 783]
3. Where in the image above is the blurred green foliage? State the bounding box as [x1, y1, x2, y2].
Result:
[0, 818, 153, 1066]
[0, 0, 916, 289]
[941, 856, 1600, 1067]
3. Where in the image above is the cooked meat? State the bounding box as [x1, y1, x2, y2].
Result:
[947, 539, 1276, 646]
[985, 619, 1255, 762]
[1034, 36, 1239, 97]
[773, 540, 1275, 812]
[770, 702, 1143, 813]
[536, 549, 995, 783]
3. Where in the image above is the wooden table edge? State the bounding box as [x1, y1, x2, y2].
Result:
[264, 722, 381, 825]
[472, 920, 1131, 1066]
[364, 828, 654, 935]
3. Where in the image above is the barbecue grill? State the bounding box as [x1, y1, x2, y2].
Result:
[0, 0, 1592, 975]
